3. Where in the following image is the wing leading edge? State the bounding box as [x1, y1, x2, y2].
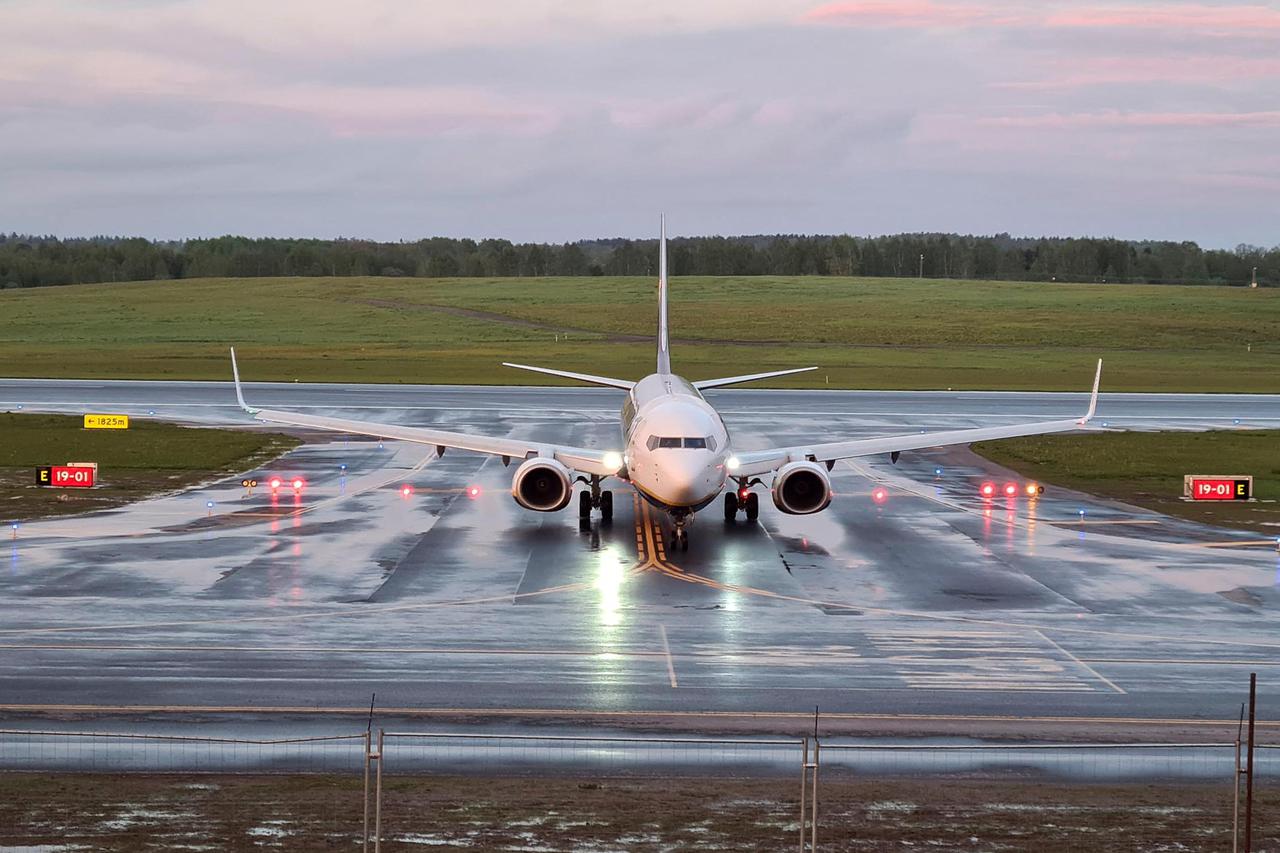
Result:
[730, 360, 1103, 477]
[229, 349, 623, 477]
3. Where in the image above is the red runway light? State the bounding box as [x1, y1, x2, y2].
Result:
[871, 487, 888, 505]
[1003, 482, 1018, 497]
[467, 485, 481, 499]
[269, 478, 282, 490]
[401, 485, 414, 498]
[980, 482, 996, 498]
[292, 478, 305, 491]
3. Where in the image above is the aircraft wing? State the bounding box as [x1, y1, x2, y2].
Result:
[730, 361, 1103, 477]
[231, 351, 622, 478]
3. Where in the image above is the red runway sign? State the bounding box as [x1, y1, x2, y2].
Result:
[1186, 476, 1251, 501]
[49, 465, 96, 488]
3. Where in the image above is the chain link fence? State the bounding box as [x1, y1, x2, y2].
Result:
[0, 727, 1274, 851]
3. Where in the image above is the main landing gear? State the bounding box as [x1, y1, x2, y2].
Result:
[723, 485, 759, 522]
[578, 476, 613, 527]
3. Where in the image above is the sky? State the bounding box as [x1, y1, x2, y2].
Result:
[1, 0, 1277, 247]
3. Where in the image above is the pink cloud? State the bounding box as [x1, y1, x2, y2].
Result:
[980, 110, 1280, 129]
[801, 1, 1002, 28]
[994, 56, 1280, 89]
[804, 2, 1280, 36]
[1046, 4, 1280, 34]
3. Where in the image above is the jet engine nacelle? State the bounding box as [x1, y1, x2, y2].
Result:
[511, 457, 573, 512]
[771, 461, 833, 515]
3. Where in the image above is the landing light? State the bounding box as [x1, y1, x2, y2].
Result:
[726, 456, 740, 472]
[602, 451, 623, 472]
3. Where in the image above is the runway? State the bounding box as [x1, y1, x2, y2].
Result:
[0, 380, 1277, 740]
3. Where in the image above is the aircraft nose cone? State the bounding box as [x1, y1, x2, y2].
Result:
[662, 455, 719, 505]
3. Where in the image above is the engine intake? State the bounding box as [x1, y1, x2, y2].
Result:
[771, 461, 832, 515]
[511, 457, 573, 512]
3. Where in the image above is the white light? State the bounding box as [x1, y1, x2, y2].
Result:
[602, 451, 623, 471]
[726, 456, 740, 472]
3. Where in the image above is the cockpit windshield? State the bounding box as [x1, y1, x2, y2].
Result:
[647, 436, 716, 450]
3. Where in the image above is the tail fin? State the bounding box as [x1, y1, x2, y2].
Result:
[656, 215, 671, 374]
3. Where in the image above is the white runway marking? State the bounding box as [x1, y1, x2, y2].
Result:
[659, 624, 678, 688]
[1036, 630, 1128, 695]
[866, 629, 1098, 693]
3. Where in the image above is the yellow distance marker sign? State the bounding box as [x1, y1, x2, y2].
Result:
[84, 414, 129, 430]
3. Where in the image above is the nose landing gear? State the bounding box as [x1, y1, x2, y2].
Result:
[669, 511, 691, 551]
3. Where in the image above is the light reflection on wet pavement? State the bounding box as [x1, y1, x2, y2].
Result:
[0, 380, 1276, 742]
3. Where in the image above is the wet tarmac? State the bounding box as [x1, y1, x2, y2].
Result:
[0, 380, 1277, 742]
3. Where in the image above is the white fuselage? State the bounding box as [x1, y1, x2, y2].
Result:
[621, 373, 732, 512]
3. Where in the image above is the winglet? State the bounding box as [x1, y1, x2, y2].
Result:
[230, 347, 259, 414]
[1079, 358, 1102, 424]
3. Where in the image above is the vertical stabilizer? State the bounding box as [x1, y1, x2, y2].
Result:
[656, 215, 671, 374]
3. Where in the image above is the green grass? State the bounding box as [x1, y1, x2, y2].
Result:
[0, 413, 301, 521]
[0, 275, 1275, 391]
[973, 430, 1280, 532]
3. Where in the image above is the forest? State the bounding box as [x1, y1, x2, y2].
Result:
[0, 231, 1273, 288]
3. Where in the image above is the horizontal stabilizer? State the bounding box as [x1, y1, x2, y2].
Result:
[502, 362, 635, 390]
[693, 366, 818, 390]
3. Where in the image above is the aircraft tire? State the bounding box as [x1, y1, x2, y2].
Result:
[723, 491, 738, 521]
[578, 490, 592, 518]
[600, 490, 613, 522]
[745, 492, 760, 521]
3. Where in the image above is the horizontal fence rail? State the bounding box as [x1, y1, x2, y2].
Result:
[0, 729, 368, 773]
[0, 728, 1276, 780]
[381, 732, 805, 775]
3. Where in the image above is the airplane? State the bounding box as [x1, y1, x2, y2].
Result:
[230, 218, 1102, 551]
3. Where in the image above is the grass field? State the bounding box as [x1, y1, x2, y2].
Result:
[0, 413, 300, 521]
[0, 275, 1275, 391]
[974, 429, 1280, 532]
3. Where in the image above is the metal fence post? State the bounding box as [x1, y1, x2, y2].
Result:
[811, 738, 820, 853]
[363, 729, 372, 853]
[1245, 673, 1256, 853]
[798, 737, 808, 853]
[374, 729, 385, 853]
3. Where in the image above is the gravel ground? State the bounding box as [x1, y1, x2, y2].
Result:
[1, 771, 1275, 852]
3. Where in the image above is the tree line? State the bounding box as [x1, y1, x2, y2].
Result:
[0, 232, 1274, 288]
